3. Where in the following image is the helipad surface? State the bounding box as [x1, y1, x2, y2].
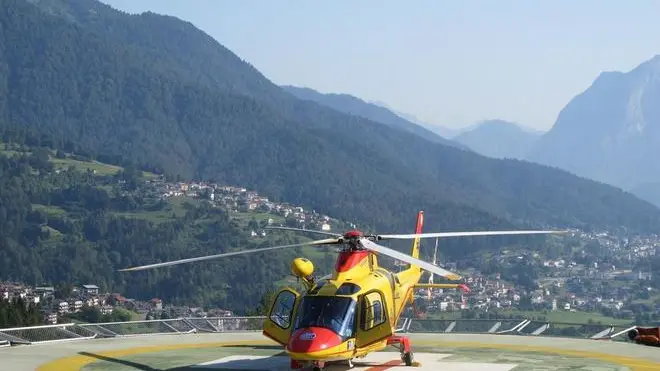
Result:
[0, 332, 658, 371]
[187, 352, 517, 371]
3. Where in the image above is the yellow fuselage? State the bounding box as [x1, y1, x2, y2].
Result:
[264, 248, 422, 362]
[262, 212, 463, 365]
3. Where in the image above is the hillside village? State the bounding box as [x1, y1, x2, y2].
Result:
[421, 229, 659, 320]
[151, 177, 353, 234]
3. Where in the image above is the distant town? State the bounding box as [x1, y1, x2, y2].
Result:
[1, 175, 658, 326]
[152, 177, 354, 234]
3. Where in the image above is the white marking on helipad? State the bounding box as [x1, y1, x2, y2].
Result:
[192, 352, 517, 371]
[193, 355, 289, 369]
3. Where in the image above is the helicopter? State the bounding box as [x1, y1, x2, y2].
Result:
[119, 210, 567, 371]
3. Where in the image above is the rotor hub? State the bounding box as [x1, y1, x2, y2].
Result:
[342, 230, 364, 239]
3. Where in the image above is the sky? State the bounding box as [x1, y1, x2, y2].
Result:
[100, 0, 660, 131]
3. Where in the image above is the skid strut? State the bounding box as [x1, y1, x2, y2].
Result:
[289, 358, 326, 371]
[387, 335, 414, 366]
[289, 359, 303, 369]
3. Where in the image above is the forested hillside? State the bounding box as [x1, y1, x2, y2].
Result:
[0, 145, 339, 312]
[2, 0, 660, 263]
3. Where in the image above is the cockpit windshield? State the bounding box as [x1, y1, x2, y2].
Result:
[293, 296, 357, 339]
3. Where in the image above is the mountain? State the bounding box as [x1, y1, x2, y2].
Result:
[2, 0, 660, 257]
[367, 101, 460, 139]
[454, 120, 543, 159]
[527, 55, 660, 195]
[281, 86, 465, 149]
[629, 182, 660, 209]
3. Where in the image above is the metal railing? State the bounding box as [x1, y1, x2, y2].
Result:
[0, 316, 639, 347]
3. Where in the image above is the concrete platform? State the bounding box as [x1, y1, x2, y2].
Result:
[0, 332, 657, 371]
[191, 352, 517, 371]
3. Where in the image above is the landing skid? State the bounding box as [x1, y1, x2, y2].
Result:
[290, 359, 330, 371]
[387, 335, 415, 366]
[290, 358, 355, 371]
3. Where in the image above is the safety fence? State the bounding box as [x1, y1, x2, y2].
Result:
[0, 317, 638, 347]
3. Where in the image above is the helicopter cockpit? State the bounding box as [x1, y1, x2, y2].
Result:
[293, 295, 357, 340]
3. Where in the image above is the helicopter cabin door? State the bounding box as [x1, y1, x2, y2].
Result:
[356, 289, 394, 349]
[262, 288, 301, 346]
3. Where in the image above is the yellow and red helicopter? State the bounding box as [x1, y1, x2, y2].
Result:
[120, 211, 565, 371]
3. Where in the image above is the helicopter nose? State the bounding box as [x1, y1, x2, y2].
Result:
[288, 327, 343, 353]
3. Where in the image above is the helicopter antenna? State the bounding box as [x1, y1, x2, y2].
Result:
[428, 237, 438, 300]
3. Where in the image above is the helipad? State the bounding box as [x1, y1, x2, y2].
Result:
[1, 332, 658, 371]
[189, 352, 517, 371]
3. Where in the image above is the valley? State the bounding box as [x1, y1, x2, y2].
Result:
[0, 0, 659, 330]
[1, 141, 658, 328]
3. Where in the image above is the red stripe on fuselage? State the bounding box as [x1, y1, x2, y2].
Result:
[335, 251, 369, 272]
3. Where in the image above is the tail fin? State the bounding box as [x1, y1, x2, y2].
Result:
[411, 211, 424, 260]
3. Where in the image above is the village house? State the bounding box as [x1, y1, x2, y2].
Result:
[81, 284, 99, 296]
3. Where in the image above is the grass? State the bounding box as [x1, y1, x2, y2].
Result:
[113, 197, 202, 223]
[1, 141, 158, 178]
[32, 204, 66, 216]
[50, 157, 123, 176]
[630, 293, 660, 306]
[41, 225, 63, 239]
[229, 210, 285, 227]
[113, 210, 173, 223]
[0, 142, 30, 157]
[50, 156, 158, 179]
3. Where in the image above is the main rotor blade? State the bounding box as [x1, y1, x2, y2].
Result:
[118, 238, 340, 272]
[265, 226, 342, 237]
[377, 230, 568, 240]
[360, 239, 462, 280]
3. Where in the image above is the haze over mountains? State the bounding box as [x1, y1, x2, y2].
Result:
[3, 0, 660, 241]
[368, 101, 460, 139]
[282, 86, 545, 160]
[286, 52, 660, 209]
[526, 55, 660, 206]
[452, 120, 544, 160]
[281, 85, 466, 149]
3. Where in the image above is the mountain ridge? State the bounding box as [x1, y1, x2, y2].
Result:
[2, 0, 660, 244]
[454, 120, 543, 160]
[280, 85, 466, 149]
[366, 100, 461, 139]
[526, 54, 660, 196]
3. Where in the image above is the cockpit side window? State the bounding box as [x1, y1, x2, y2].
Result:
[269, 289, 297, 329]
[360, 291, 386, 331]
